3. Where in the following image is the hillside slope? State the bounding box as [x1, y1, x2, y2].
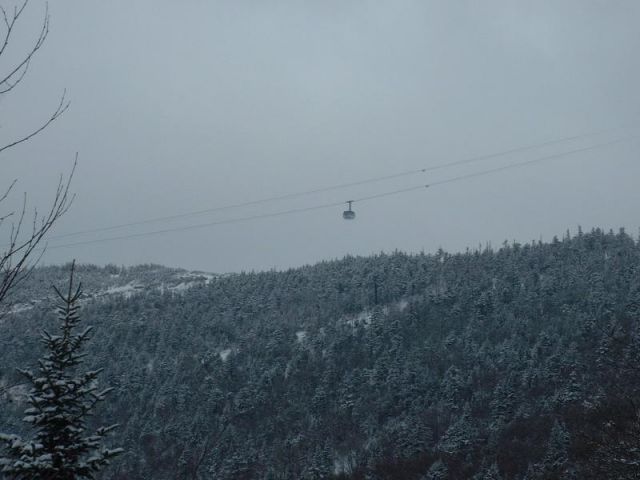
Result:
[2, 228, 640, 479]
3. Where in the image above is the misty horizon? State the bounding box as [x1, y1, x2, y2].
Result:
[4, 0, 640, 272]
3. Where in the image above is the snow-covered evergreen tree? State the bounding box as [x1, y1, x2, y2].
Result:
[438, 403, 479, 455]
[0, 263, 122, 479]
[532, 420, 576, 480]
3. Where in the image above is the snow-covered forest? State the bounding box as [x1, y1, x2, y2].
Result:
[2, 228, 640, 479]
[2, 1, 640, 477]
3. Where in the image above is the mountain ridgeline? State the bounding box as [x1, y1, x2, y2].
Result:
[2, 228, 640, 479]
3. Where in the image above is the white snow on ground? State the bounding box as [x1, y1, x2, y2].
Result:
[3, 270, 217, 320]
[199, 273, 217, 284]
[345, 310, 373, 327]
[344, 297, 414, 328]
[7, 303, 37, 314]
[101, 283, 141, 299]
[166, 272, 218, 293]
[179, 272, 217, 284]
[1, 384, 28, 404]
[169, 282, 192, 293]
[91, 270, 217, 300]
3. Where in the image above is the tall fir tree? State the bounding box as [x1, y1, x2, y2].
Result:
[0, 262, 122, 479]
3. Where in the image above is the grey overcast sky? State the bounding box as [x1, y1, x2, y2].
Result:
[2, 0, 640, 272]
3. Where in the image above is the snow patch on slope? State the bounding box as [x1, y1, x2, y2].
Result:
[344, 298, 413, 328]
[1, 383, 28, 404]
[100, 283, 143, 299]
[346, 311, 372, 327]
[4, 268, 218, 319]
[7, 303, 38, 314]
[219, 349, 232, 362]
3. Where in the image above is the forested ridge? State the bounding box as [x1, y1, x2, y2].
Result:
[2, 228, 640, 479]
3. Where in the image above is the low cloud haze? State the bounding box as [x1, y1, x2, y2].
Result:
[3, 0, 640, 272]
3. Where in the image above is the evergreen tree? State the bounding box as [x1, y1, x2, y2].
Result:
[438, 404, 478, 455]
[534, 420, 575, 479]
[0, 263, 122, 479]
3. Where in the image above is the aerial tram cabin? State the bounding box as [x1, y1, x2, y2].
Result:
[343, 201, 356, 220]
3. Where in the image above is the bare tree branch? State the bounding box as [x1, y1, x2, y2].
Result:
[0, 1, 69, 156]
[0, 1, 29, 58]
[0, 1, 74, 318]
[0, 90, 69, 155]
[0, 57, 30, 94]
[0, 179, 16, 203]
[0, 158, 76, 315]
[0, 0, 48, 93]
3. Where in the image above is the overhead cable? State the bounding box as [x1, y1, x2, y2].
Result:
[47, 124, 635, 241]
[44, 134, 639, 250]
